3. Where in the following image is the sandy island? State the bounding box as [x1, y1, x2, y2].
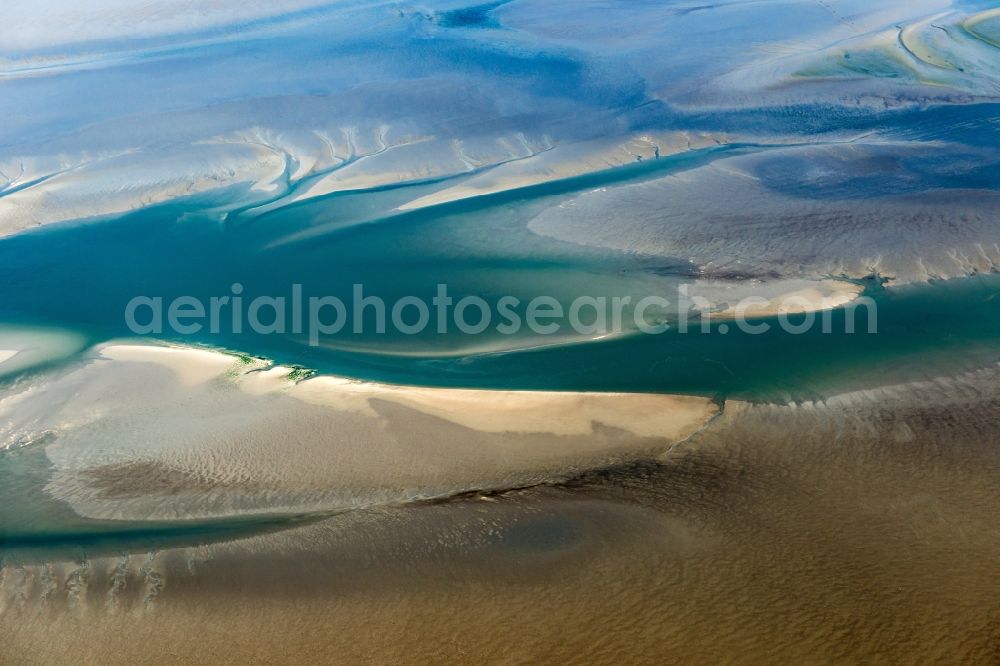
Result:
[14, 342, 719, 522]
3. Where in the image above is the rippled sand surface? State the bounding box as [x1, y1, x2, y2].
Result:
[3, 369, 999, 664]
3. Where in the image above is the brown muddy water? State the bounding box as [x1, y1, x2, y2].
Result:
[2, 370, 1000, 664]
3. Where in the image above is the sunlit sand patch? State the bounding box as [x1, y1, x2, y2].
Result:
[0, 143, 288, 237]
[284, 132, 554, 205]
[691, 279, 864, 319]
[396, 132, 727, 211]
[528, 142, 1000, 285]
[899, 13, 961, 71]
[963, 8, 1000, 48]
[108, 341, 717, 439]
[691, 5, 1000, 107]
[98, 344, 261, 387]
[291, 375, 716, 439]
[4, 342, 718, 521]
[818, 10, 1000, 91]
[0, 114, 559, 237]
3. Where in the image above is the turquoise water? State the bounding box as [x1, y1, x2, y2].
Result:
[0, 136, 999, 401]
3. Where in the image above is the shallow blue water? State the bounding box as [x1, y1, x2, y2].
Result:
[0, 133, 998, 402]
